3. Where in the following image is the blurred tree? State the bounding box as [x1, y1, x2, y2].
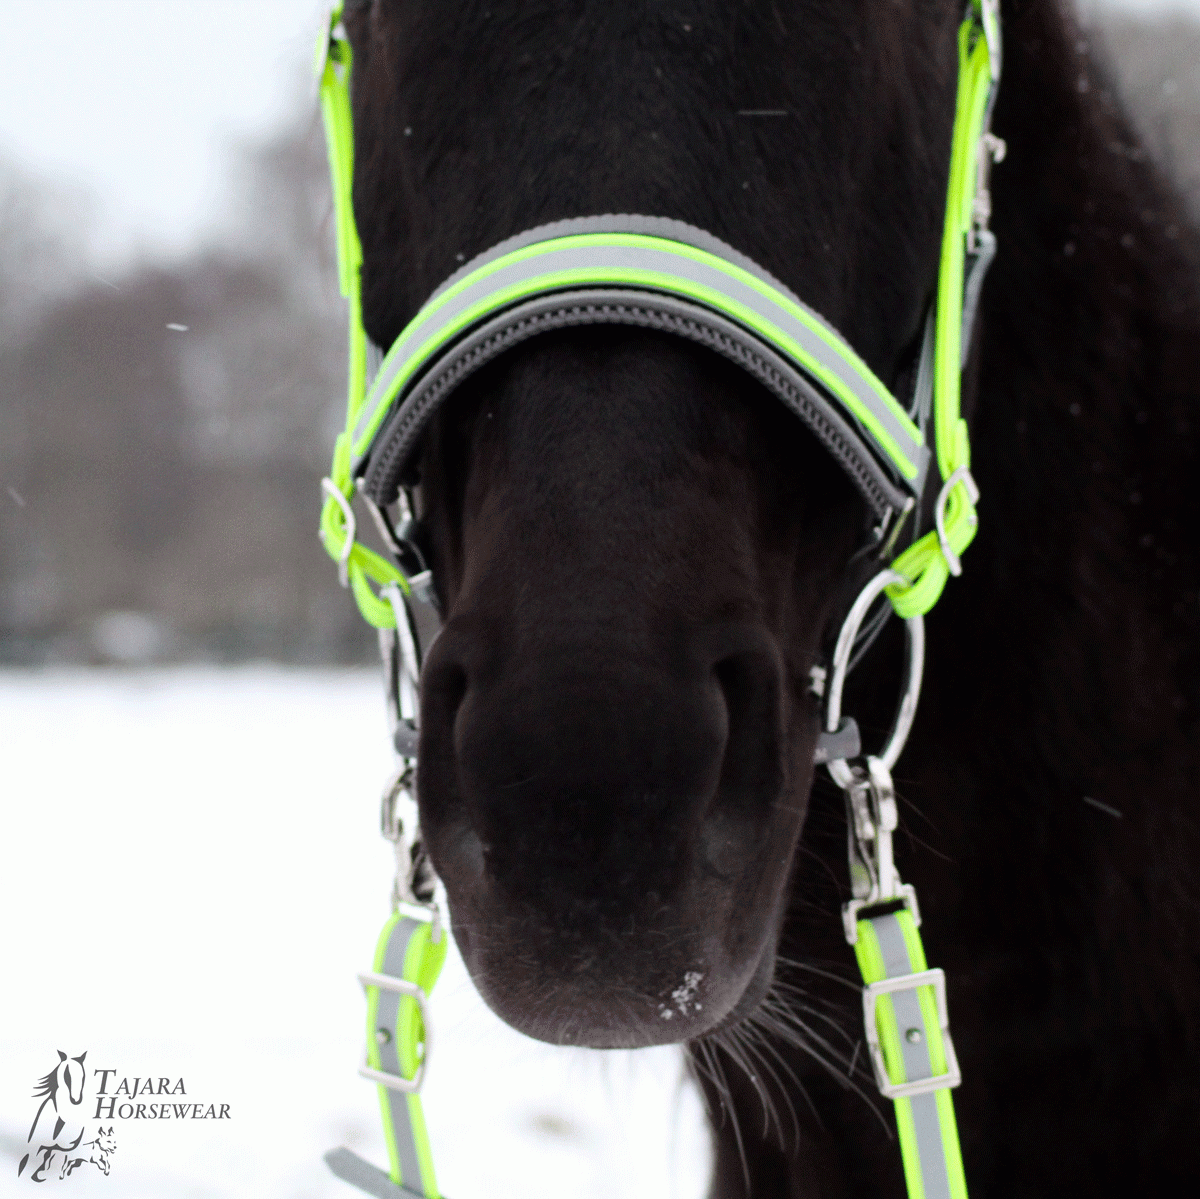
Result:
[0, 114, 370, 664]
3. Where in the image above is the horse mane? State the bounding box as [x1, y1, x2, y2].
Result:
[26, 1067, 60, 1144]
[969, 0, 1200, 753]
[30, 1067, 59, 1101]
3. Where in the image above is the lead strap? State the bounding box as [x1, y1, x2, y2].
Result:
[326, 912, 448, 1199]
[853, 910, 967, 1199]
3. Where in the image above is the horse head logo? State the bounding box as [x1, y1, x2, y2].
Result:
[17, 1051, 89, 1181]
[30, 1051, 87, 1132]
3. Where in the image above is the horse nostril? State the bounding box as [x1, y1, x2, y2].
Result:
[420, 658, 467, 736]
[712, 645, 784, 811]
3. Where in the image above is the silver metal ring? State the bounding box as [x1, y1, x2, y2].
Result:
[824, 569, 925, 787]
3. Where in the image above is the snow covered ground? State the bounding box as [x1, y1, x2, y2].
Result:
[0, 668, 711, 1198]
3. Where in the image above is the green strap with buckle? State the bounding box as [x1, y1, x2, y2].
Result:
[326, 911, 448, 1199]
[316, 3, 409, 629]
[855, 909, 968, 1199]
[886, 2, 999, 617]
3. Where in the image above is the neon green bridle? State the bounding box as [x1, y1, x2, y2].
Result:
[316, 4, 1003, 1198]
[317, 1, 1002, 628]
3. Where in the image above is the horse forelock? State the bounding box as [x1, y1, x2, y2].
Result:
[347, 0, 959, 383]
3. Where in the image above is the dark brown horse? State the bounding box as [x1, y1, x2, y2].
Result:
[334, 0, 1200, 1193]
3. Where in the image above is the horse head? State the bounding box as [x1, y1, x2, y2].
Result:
[59, 1051, 87, 1107]
[342, 1, 963, 1048]
[33, 1051, 87, 1111]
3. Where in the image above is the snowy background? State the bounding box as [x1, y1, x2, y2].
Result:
[0, 669, 711, 1197]
[2, 1, 1198, 1195]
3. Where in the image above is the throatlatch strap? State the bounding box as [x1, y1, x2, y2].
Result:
[325, 913, 448, 1199]
[854, 911, 967, 1199]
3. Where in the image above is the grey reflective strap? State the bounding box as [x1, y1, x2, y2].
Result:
[325, 1148, 428, 1199]
[360, 288, 910, 517]
[350, 217, 928, 492]
[857, 910, 968, 1199]
[374, 917, 438, 1197]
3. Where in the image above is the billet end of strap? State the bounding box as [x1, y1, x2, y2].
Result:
[325, 1147, 435, 1199]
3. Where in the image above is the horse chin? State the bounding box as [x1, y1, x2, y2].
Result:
[464, 929, 779, 1050]
[447, 868, 786, 1049]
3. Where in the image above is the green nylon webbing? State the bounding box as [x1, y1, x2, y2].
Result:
[317, 6, 408, 629]
[317, 6, 997, 625]
[887, 12, 994, 616]
[363, 912, 448, 1198]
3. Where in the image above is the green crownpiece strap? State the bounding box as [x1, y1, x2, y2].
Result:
[317, 5, 407, 629]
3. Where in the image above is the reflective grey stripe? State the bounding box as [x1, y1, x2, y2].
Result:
[325, 1148, 425, 1199]
[360, 289, 911, 517]
[870, 914, 953, 1199]
[350, 221, 927, 486]
[374, 917, 427, 1195]
[419, 213, 808, 306]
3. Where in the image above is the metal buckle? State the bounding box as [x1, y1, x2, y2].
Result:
[862, 967, 962, 1099]
[978, 0, 1002, 84]
[320, 477, 357, 588]
[357, 972, 432, 1093]
[933, 466, 980, 578]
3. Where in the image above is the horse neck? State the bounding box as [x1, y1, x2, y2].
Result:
[910, 0, 1200, 924]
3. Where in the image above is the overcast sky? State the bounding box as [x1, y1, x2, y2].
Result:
[0, 0, 1196, 272]
[0, 0, 325, 269]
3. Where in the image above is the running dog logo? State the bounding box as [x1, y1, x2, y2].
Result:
[17, 1051, 116, 1183]
[63, 1128, 116, 1179]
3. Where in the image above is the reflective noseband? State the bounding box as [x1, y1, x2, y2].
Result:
[352, 215, 930, 526]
